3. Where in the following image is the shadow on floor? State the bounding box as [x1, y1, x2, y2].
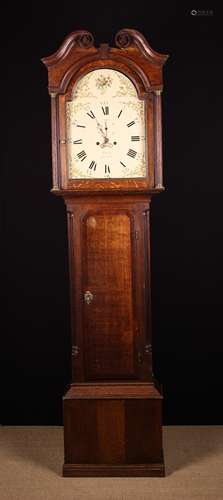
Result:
[1, 425, 223, 477]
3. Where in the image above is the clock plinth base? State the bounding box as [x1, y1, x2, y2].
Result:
[63, 383, 165, 477]
[63, 461, 165, 477]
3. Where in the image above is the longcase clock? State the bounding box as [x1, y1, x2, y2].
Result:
[42, 28, 168, 477]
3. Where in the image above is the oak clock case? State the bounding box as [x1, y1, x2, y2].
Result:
[42, 29, 168, 477]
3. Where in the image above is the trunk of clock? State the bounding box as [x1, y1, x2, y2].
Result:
[63, 194, 164, 476]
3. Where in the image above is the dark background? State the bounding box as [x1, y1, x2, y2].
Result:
[1, 3, 222, 424]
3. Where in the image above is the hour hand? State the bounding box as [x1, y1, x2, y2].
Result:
[96, 121, 106, 138]
[100, 137, 112, 148]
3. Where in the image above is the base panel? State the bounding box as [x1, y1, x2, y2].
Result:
[63, 383, 164, 477]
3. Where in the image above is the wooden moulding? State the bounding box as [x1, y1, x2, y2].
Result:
[63, 462, 165, 477]
[64, 382, 163, 400]
[42, 28, 168, 93]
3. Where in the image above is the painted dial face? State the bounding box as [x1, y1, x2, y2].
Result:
[66, 69, 147, 179]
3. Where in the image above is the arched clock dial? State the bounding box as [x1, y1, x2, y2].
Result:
[66, 69, 147, 179]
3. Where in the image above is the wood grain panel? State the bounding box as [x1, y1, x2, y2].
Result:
[125, 399, 163, 463]
[63, 399, 98, 463]
[97, 400, 125, 463]
[83, 211, 136, 380]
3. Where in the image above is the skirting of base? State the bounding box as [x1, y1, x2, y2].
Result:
[63, 462, 165, 477]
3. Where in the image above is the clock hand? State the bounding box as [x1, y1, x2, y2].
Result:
[100, 140, 113, 148]
[99, 120, 114, 147]
[95, 119, 107, 139]
[97, 124, 106, 137]
[104, 121, 108, 138]
[95, 118, 110, 146]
